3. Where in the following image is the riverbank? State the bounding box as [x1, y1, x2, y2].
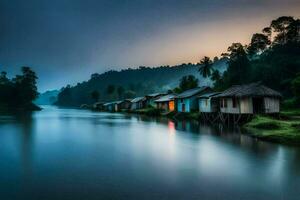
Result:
[0, 103, 42, 112]
[243, 110, 300, 146]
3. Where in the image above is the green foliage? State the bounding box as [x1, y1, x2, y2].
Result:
[251, 121, 281, 129]
[247, 33, 271, 56]
[124, 90, 136, 99]
[129, 107, 163, 116]
[117, 86, 125, 99]
[173, 87, 182, 94]
[90, 90, 100, 102]
[198, 56, 213, 78]
[244, 115, 300, 145]
[291, 74, 300, 103]
[211, 69, 223, 90]
[55, 61, 228, 106]
[270, 16, 298, 44]
[56, 85, 73, 106]
[282, 98, 298, 109]
[215, 16, 300, 99]
[0, 67, 39, 108]
[221, 43, 251, 88]
[179, 75, 198, 91]
[106, 85, 115, 95]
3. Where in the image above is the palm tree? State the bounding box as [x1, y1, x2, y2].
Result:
[211, 69, 221, 82]
[198, 56, 213, 78]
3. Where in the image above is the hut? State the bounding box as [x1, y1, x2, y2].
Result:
[198, 92, 221, 113]
[92, 102, 105, 110]
[215, 82, 282, 115]
[154, 94, 176, 112]
[130, 97, 147, 110]
[113, 101, 123, 112]
[175, 87, 213, 112]
[115, 99, 132, 111]
[103, 102, 115, 112]
[145, 93, 166, 107]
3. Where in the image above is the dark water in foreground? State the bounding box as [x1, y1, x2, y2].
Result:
[0, 106, 300, 200]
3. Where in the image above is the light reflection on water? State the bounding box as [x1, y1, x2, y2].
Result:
[0, 106, 300, 200]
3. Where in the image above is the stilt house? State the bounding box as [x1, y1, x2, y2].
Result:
[215, 82, 282, 114]
[103, 102, 115, 112]
[198, 92, 221, 113]
[93, 102, 105, 110]
[115, 99, 132, 111]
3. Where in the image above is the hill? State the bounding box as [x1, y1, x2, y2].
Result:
[55, 59, 227, 106]
[35, 90, 60, 105]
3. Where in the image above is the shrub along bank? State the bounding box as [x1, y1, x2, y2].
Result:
[243, 111, 300, 146]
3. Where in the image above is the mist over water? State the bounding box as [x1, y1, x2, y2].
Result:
[0, 106, 300, 200]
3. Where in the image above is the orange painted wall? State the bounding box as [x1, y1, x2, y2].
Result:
[169, 100, 175, 111]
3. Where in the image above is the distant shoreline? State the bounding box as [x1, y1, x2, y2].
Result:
[0, 103, 42, 112]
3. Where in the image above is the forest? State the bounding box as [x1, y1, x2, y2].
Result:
[0, 67, 40, 111]
[210, 16, 300, 108]
[54, 59, 227, 106]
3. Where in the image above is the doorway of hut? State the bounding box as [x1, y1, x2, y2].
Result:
[252, 97, 264, 114]
[182, 104, 185, 112]
[169, 100, 175, 111]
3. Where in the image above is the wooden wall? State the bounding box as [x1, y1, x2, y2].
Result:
[240, 97, 253, 114]
[264, 97, 280, 113]
[199, 98, 211, 112]
[220, 98, 240, 114]
[220, 97, 280, 114]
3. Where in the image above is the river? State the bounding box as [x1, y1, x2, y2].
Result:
[0, 106, 300, 200]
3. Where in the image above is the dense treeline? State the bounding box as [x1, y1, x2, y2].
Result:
[198, 16, 300, 107]
[0, 67, 40, 110]
[55, 59, 227, 106]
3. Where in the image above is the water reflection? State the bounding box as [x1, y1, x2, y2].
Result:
[0, 107, 300, 200]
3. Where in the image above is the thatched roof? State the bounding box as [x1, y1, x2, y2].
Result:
[94, 102, 105, 106]
[116, 99, 131, 105]
[175, 87, 211, 99]
[103, 102, 114, 106]
[154, 94, 176, 102]
[145, 93, 165, 98]
[215, 82, 282, 98]
[198, 92, 221, 99]
[131, 97, 146, 103]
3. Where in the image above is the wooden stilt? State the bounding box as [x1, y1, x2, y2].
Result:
[227, 113, 230, 127]
[212, 113, 219, 123]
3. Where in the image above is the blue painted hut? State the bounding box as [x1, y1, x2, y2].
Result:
[175, 87, 212, 112]
[103, 102, 115, 112]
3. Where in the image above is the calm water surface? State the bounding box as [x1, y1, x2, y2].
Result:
[0, 106, 300, 200]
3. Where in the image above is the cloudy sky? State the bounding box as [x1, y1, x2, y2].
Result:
[0, 0, 299, 91]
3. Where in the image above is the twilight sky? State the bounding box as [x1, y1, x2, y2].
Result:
[0, 0, 299, 92]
